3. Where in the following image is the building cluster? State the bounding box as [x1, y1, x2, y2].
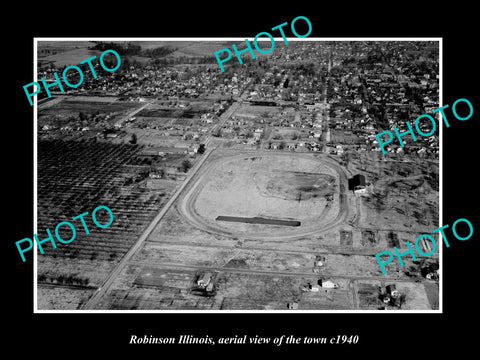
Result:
[39, 60, 252, 100]
[247, 63, 324, 104]
[218, 41, 439, 159]
[38, 41, 439, 160]
[266, 42, 331, 63]
[326, 41, 439, 158]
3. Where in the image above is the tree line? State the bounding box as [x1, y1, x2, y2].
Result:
[90, 42, 178, 59]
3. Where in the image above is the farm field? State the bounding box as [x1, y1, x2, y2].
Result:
[39, 48, 102, 67]
[39, 98, 141, 119]
[166, 42, 233, 57]
[36, 139, 182, 309]
[37, 40, 233, 68]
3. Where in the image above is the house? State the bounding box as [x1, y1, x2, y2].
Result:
[197, 272, 212, 288]
[315, 255, 326, 267]
[287, 302, 299, 310]
[386, 284, 399, 298]
[313, 255, 326, 273]
[426, 270, 439, 280]
[301, 282, 321, 292]
[417, 147, 427, 157]
[253, 128, 263, 140]
[348, 174, 366, 194]
[149, 171, 163, 179]
[318, 279, 339, 289]
[188, 144, 201, 155]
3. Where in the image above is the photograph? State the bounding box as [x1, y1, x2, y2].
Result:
[33, 39, 440, 312]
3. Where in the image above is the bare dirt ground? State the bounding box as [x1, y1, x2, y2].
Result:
[184, 153, 343, 238]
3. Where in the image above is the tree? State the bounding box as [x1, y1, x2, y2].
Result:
[245, 130, 254, 139]
[180, 159, 192, 173]
[129, 133, 137, 144]
[157, 168, 165, 178]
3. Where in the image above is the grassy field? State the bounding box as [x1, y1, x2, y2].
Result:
[38, 41, 96, 56]
[40, 98, 141, 115]
[38, 98, 144, 131]
[39, 47, 102, 67]
[167, 41, 233, 57]
[37, 40, 233, 67]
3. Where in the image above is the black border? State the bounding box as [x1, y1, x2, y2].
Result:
[6, 3, 478, 355]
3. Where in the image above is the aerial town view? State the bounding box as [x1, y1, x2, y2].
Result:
[36, 39, 440, 311]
